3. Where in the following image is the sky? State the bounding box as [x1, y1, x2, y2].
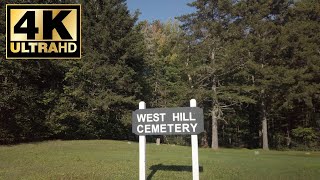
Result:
[126, 0, 195, 22]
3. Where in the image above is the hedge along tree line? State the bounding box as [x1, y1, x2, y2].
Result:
[0, 0, 319, 150]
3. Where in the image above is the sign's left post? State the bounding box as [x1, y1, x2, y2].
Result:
[139, 101, 146, 180]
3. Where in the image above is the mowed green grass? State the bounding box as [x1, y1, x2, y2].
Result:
[0, 140, 319, 180]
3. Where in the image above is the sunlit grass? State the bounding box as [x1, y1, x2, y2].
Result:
[0, 140, 319, 179]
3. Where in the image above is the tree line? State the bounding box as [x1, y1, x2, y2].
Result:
[0, 0, 319, 150]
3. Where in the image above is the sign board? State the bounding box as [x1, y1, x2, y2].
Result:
[132, 107, 204, 135]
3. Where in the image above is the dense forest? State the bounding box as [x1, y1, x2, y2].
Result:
[0, 0, 319, 151]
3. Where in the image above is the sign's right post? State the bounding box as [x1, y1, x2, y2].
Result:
[190, 99, 199, 180]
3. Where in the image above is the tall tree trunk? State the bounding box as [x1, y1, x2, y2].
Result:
[286, 127, 291, 148]
[261, 99, 269, 150]
[210, 49, 218, 150]
[201, 131, 209, 148]
[186, 45, 193, 88]
[259, 62, 269, 150]
[211, 107, 218, 150]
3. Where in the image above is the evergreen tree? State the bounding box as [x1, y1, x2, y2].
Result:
[270, 0, 320, 148]
[50, 0, 146, 139]
[0, 0, 66, 143]
[179, 0, 256, 149]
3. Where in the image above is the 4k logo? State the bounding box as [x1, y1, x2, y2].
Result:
[6, 4, 81, 59]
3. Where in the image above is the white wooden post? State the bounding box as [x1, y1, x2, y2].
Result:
[139, 101, 146, 180]
[190, 99, 199, 180]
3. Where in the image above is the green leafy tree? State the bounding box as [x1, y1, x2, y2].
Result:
[140, 20, 190, 144]
[179, 0, 256, 149]
[141, 20, 189, 108]
[0, 0, 66, 143]
[268, 0, 320, 148]
[50, 0, 146, 139]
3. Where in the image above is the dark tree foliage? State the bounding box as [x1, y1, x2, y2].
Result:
[49, 0, 146, 140]
[0, 0, 319, 150]
[0, 0, 66, 143]
[1, 0, 145, 143]
[178, 0, 320, 150]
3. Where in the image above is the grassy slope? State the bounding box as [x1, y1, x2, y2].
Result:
[0, 140, 319, 180]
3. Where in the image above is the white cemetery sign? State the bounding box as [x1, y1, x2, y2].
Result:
[132, 107, 204, 135]
[132, 99, 204, 180]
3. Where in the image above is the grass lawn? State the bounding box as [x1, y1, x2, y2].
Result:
[0, 140, 319, 180]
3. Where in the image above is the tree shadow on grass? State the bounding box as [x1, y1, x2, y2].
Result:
[147, 164, 203, 180]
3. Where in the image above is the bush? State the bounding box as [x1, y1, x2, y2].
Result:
[292, 127, 318, 149]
